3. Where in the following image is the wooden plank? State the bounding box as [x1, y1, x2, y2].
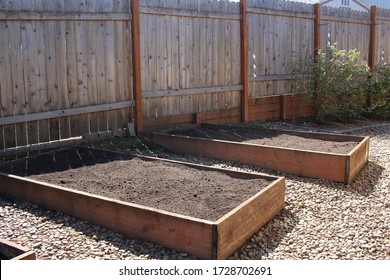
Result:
[142, 85, 243, 98]
[377, 16, 390, 22]
[85, 11, 99, 133]
[240, 0, 249, 122]
[104, 1, 118, 132]
[0, 20, 16, 148]
[216, 177, 285, 259]
[143, 113, 194, 131]
[43, 2, 60, 142]
[95, 19, 109, 132]
[347, 137, 370, 184]
[0, 137, 84, 157]
[217, 11, 226, 110]
[247, 6, 315, 20]
[75, 11, 91, 135]
[0, 239, 36, 260]
[124, 13, 134, 124]
[8, 20, 27, 147]
[192, 15, 200, 113]
[66, 36, 82, 136]
[20, 21, 39, 145]
[265, 13, 273, 96]
[249, 101, 280, 114]
[249, 110, 280, 121]
[131, 0, 143, 133]
[283, 94, 312, 119]
[205, 17, 213, 111]
[54, 15, 71, 139]
[139, 6, 240, 21]
[200, 107, 241, 122]
[32, 19, 50, 143]
[143, 106, 241, 131]
[320, 15, 370, 25]
[0, 11, 131, 21]
[248, 95, 281, 106]
[0, 101, 134, 126]
[114, 20, 127, 130]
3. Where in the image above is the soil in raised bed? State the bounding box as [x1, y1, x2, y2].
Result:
[0, 252, 8, 260]
[1, 148, 272, 221]
[170, 126, 359, 154]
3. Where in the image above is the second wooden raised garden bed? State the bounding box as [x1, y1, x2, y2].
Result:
[0, 147, 285, 260]
[0, 239, 36, 260]
[153, 124, 370, 184]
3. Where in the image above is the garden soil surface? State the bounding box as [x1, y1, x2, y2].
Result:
[171, 125, 359, 154]
[1, 148, 272, 221]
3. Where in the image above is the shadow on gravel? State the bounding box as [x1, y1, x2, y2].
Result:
[231, 207, 299, 260]
[309, 161, 385, 197]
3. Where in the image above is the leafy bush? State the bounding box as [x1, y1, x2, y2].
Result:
[292, 45, 370, 121]
[366, 64, 390, 118]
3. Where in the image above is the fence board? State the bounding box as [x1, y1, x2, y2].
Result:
[377, 8, 390, 65]
[54, 18, 71, 139]
[8, 21, 27, 147]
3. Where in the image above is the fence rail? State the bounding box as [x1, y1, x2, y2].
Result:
[1, 0, 389, 151]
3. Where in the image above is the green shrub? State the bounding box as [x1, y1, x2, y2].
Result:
[366, 64, 390, 118]
[292, 45, 370, 121]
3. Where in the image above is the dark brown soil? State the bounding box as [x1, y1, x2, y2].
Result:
[2, 148, 272, 221]
[171, 125, 359, 154]
[0, 252, 8, 260]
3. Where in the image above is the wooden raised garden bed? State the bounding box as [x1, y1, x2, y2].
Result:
[0, 239, 36, 260]
[153, 124, 370, 184]
[0, 147, 285, 260]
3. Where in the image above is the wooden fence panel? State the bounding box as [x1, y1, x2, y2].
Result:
[247, 0, 314, 98]
[139, 0, 241, 119]
[320, 6, 371, 61]
[0, 0, 133, 149]
[377, 8, 390, 65]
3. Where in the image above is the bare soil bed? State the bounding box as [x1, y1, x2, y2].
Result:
[172, 125, 359, 154]
[1, 148, 271, 221]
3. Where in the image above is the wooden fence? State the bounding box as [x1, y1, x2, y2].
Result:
[0, 0, 133, 151]
[1, 0, 389, 151]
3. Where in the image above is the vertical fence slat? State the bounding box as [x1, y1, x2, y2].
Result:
[0, 21, 15, 149]
[131, 0, 143, 133]
[9, 20, 27, 147]
[240, 0, 249, 122]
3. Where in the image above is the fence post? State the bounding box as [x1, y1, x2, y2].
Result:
[369, 6, 377, 73]
[313, 3, 321, 118]
[131, 0, 143, 133]
[367, 5, 377, 108]
[240, 0, 249, 122]
[314, 3, 321, 57]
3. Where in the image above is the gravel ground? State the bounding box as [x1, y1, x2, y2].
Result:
[0, 120, 389, 260]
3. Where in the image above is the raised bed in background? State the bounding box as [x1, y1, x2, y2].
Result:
[0, 239, 36, 260]
[153, 124, 370, 184]
[0, 147, 285, 260]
